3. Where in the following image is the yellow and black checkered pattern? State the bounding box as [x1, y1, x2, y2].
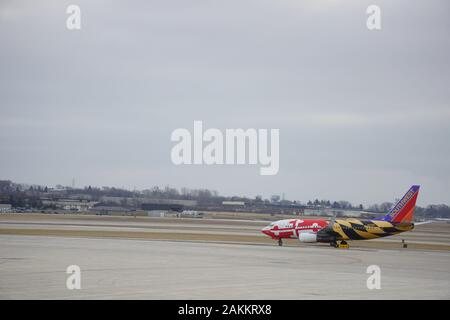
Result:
[330, 219, 414, 241]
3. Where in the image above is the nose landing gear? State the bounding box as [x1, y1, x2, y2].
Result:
[278, 238, 283, 246]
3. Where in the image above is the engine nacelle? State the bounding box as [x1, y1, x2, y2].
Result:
[298, 232, 318, 243]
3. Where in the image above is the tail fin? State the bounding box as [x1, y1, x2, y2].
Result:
[378, 185, 420, 223]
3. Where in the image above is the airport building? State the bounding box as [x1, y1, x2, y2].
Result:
[89, 205, 134, 215]
[141, 199, 197, 213]
[141, 203, 184, 212]
[41, 199, 97, 211]
[0, 204, 12, 213]
[222, 201, 245, 206]
[303, 207, 377, 218]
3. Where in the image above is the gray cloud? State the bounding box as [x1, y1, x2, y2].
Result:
[1, 0, 449, 205]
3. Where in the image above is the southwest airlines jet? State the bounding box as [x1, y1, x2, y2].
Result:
[261, 185, 423, 247]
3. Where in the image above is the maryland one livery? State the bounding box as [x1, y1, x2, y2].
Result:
[261, 185, 420, 247]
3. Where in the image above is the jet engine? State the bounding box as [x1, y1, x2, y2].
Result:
[298, 232, 317, 243]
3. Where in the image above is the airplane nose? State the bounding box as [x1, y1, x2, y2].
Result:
[261, 226, 272, 236]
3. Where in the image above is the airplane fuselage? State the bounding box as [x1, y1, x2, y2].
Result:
[261, 218, 414, 243]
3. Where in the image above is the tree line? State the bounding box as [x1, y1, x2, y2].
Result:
[1, 180, 449, 218]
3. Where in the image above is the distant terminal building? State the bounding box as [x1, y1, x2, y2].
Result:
[270, 195, 281, 203]
[141, 199, 197, 213]
[303, 208, 378, 218]
[42, 199, 97, 211]
[0, 204, 12, 213]
[141, 203, 184, 212]
[222, 201, 245, 206]
[142, 199, 197, 206]
[146, 210, 168, 217]
[89, 205, 133, 215]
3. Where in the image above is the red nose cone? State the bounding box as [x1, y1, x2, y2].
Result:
[261, 228, 274, 238]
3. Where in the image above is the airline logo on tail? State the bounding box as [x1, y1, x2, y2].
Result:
[380, 185, 420, 223]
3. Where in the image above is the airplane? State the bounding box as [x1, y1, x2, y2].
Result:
[261, 185, 426, 248]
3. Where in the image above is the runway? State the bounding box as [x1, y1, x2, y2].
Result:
[1, 235, 449, 299]
[1, 213, 450, 250]
[0, 213, 449, 299]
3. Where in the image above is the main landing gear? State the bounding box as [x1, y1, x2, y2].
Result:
[330, 240, 349, 249]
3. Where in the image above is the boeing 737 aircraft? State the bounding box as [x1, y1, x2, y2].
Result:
[261, 185, 424, 247]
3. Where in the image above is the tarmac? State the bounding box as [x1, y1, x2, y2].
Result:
[0, 213, 449, 299]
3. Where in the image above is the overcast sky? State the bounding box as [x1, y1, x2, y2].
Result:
[1, 0, 449, 206]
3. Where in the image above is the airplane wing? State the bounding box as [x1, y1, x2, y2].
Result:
[414, 221, 434, 226]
